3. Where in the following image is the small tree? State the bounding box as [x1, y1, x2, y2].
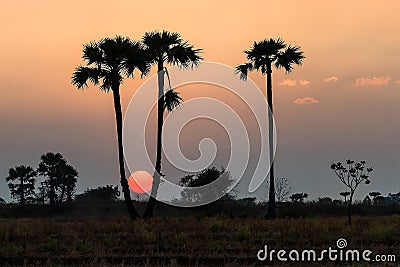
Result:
[290, 193, 308, 203]
[179, 167, 234, 204]
[267, 177, 292, 202]
[331, 160, 372, 225]
[339, 191, 350, 203]
[5, 165, 36, 207]
[75, 185, 120, 203]
[369, 191, 381, 204]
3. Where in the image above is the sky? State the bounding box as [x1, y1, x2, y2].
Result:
[1, 1, 400, 202]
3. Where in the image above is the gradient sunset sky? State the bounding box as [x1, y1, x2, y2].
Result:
[1, 1, 400, 201]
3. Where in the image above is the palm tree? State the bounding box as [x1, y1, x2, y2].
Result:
[37, 152, 67, 206]
[236, 38, 304, 219]
[71, 36, 148, 219]
[142, 30, 202, 218]
[6, 165, 36, 207]
[57, 163, 78, 203]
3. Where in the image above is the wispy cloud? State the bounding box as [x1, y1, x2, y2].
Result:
[279, 79, 310, 87]
[294, 97, 319, 105]
[325, 76, 339, 82]
[352, 76, 391, 87]
[279, 79, 297, 87]
[299, 79, 310, 86]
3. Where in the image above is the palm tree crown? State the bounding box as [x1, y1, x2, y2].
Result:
[236, 38, 304, 80]
[72, 36, 149, 91]
[142, 30, 202, 70]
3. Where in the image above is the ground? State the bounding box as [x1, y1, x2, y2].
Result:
[0, 215, 399, 266]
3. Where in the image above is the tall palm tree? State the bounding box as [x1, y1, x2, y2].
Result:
[6, 165, 36, 207]
[142, 30, 202, 218]
[236, 38, 304, 219]
[71, 36, 148, 219]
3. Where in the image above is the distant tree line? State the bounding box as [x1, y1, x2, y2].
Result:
[4, 152, 78, 207]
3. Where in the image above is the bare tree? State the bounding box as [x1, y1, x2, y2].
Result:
[267, 177, 292, 202]
[331, 160, 372, 225]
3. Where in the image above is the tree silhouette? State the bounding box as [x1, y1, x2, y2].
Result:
[236, 38, 304, 219]
[75, 185, 120, 203]
[5, 165, 36, 207]
[369, 191, 381, 204]
[37, 152, 67, 206]
[179, 167, 234, 203]
[267, 177, 292, 202]
[331, 160, 373, 225]
[339, 191, 350, 203]
[290, 193, 308, 203]
[57, 164, 78, 203]
[72, 36, 148, 219]
[141, 30, 202, 218]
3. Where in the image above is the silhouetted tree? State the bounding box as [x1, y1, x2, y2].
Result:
[362, 195, 372, 205]
[388, 192, 400, 204]
[72, 36, 148, 219]
[290, 193, 308, 203]
[331, 160, 373, 225]
[5, 165, 36, 207]
[142, 30, 202, 218]
[339, 191, 350, 203]
[57, 164, 78, 203]
[267, 177, 292, 202]
[369, 191, 381, 204]
[37, 152, 67, 206]
[0, 198, 5, 204]
[75, 185, 120, 203]
[317, 197, 333, 203]
[179, 167, 234, 204]
[236, 38, 304, 219]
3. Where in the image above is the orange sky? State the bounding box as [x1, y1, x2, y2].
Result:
[1, 1, 400, 200]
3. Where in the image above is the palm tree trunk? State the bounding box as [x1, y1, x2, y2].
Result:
[59, 183, 65, 203]
[144, 61, 164, 219]
[265, 62, 276, 219]
[20, 177, 25, 207]
[112, 86, 140, 219]
[49, 177, 55, 206]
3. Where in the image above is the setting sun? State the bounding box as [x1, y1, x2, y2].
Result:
[128, 170, 153, 194]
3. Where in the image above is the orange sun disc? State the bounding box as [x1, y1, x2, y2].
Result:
[128, 170, 154, 194]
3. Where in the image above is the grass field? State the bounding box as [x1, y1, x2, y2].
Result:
[0, 215, 399, 266]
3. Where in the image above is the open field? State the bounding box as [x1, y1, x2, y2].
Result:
[0, 215, 399, 266]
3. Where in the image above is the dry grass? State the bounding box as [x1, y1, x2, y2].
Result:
[0, 215, 398, 266]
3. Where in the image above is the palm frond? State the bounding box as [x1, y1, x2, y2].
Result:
[166, 42, 203, 68]
[275, 45, 305, 73]
[82, 41, 104, 66]
[235, 63, 253, 80]
[123, 41, 150, 78]
[142, 30, 202, 68]
[71, 66, 100, 88]
[164, 89, 183, 112]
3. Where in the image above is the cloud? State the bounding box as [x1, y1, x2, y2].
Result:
[279, 79, 297, 86]
[352, 76, 391, 87]
[299, 79, 310, 86]
[294, 97, 319, 105]
[325, 76, 339, 82]
[279, 79, 310, 87]
[396, 80, 400, 84]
